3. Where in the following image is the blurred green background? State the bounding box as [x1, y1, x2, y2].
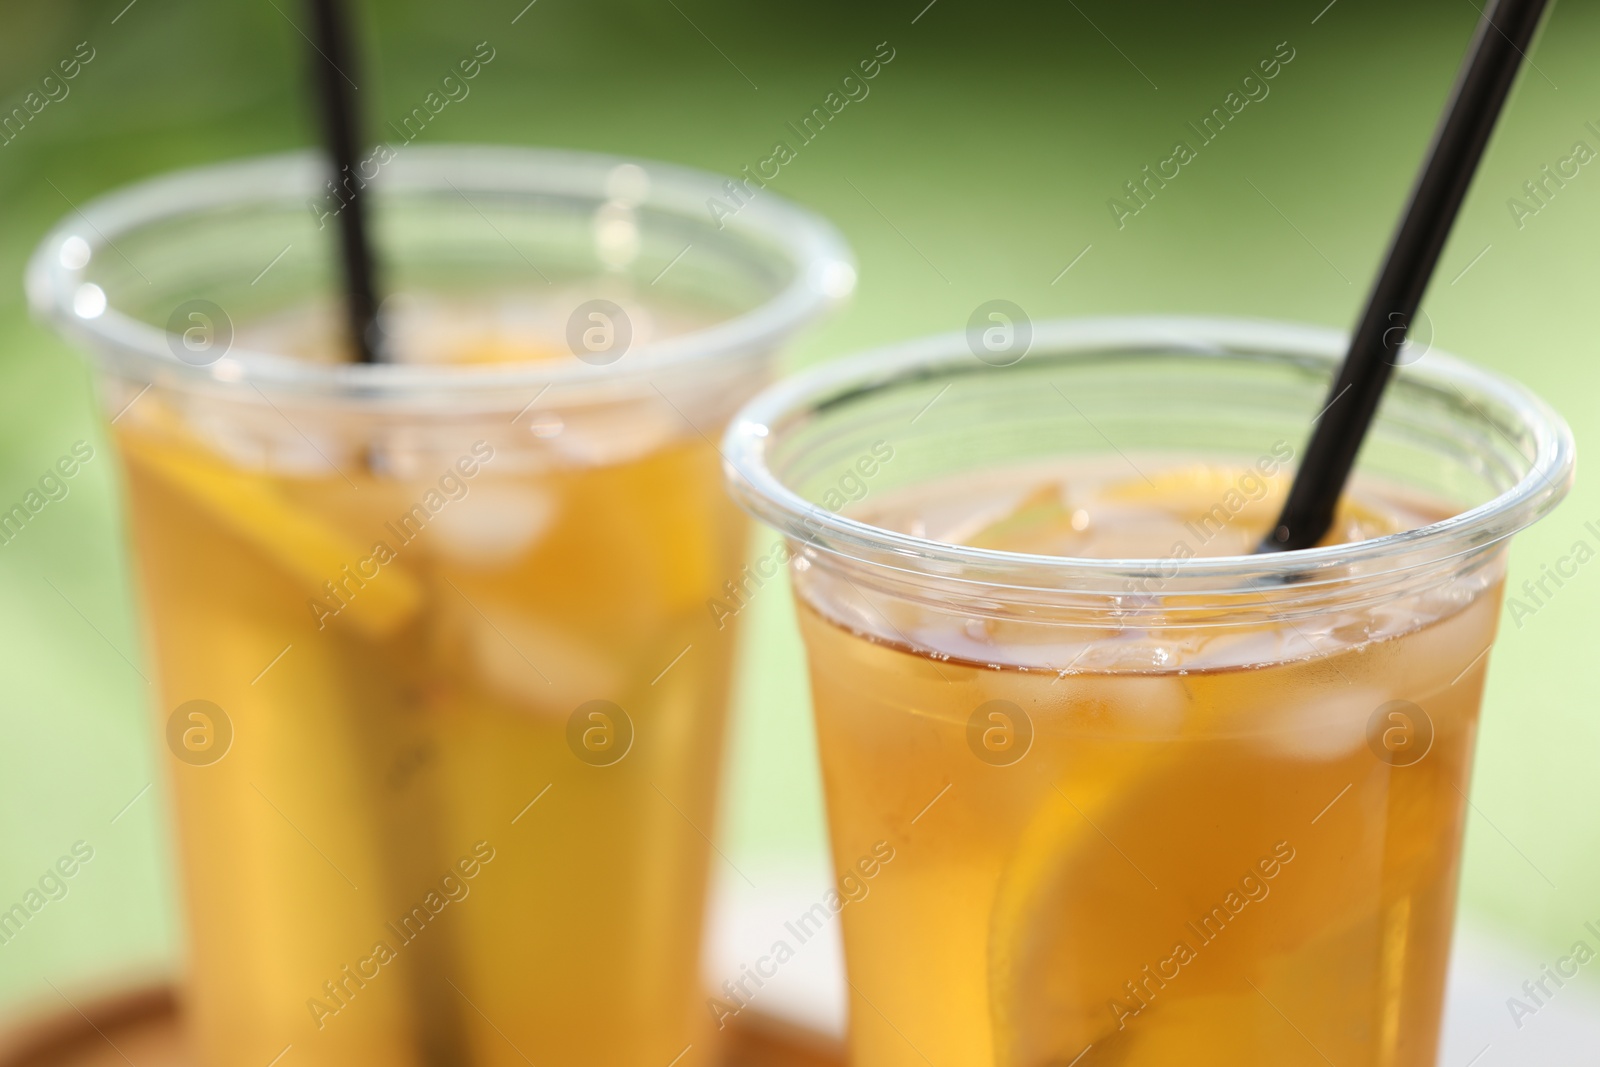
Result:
[1, 0, 1596, 1018]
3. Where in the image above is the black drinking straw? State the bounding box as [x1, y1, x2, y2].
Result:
[307, 0, 383, 363]
[1260, 0, 1550, 552]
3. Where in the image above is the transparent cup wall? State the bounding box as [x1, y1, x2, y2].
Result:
[30, 146, 854, 1067]
[722, 319, 1573, 1067]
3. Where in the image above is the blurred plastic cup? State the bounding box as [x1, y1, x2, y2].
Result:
[29, 145, 853, 1067]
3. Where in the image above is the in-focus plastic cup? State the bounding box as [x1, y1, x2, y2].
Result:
[29, 145, 853, 1067]
[721, 318, 1573, 1067]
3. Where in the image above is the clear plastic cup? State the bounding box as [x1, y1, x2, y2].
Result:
[29, 145, 853, 1067]
[721, 317, 1573, 1067]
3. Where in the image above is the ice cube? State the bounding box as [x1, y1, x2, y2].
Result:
[1050, 672, 1189, 738]
[1258, 685, 1385, 761]
[460, 594, 622, 713]
[426, 485, 557, 567]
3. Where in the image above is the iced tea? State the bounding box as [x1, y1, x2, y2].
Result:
[31, 146, 854, 1067]
[116, 329, 746, 1067]
[721, 323, 1572, 1067]
[800, 461, 1493, 1066]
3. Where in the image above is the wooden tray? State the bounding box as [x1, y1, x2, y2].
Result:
[0, 985, 844, 1067]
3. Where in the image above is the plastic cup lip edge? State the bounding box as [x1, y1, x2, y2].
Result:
[720, 314, 1576, 589]
[24, 144, 857, 406]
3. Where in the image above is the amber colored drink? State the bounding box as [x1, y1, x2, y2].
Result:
[31, 147, 853, 1067]
[724, 323, 1571, 1067]
[116, 363, 745, 1067]
[797, 463, 1494, 1067]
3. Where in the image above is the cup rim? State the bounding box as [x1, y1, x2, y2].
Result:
[721, 315, 1576, 586]
[25, 144, 856, 402]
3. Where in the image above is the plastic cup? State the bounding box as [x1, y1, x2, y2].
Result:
[29, 145, 853, 1067]
[721, 317, 1573, 1067]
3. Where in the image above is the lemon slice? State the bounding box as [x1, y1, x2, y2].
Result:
[965, 483, 1087, 554]
[988, 770, 1128, 1065]
[121, 434, 423, 638]
[1101, 465, 1287, 524]
[449, 337, 569, 365]
[987, 677, 1200, 1066]
[1316, 496, 1405, 546]
[986, 675, 1455, 1065]
[984, 675, 1341, 1065]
